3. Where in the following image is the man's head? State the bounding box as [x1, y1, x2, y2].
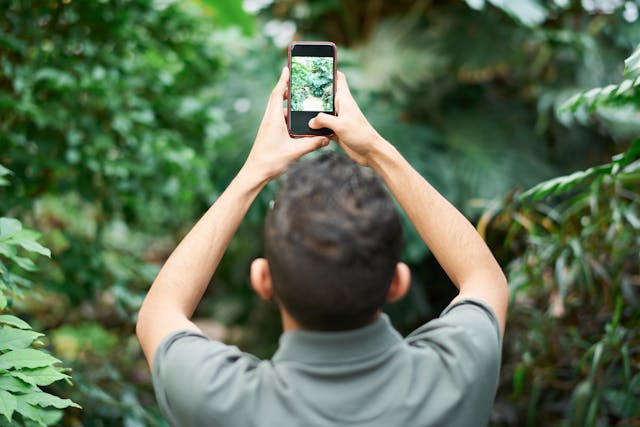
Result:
[251, 152, 409, 331]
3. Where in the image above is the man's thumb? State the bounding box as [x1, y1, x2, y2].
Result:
[309, 113, 338, 131]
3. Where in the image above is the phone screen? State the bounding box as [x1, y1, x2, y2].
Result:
[290, 56, 334, 112]
[288, 42, 336, 136]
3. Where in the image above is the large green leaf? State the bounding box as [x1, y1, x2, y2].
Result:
[0, 376, 37, 394]
[10, 366, 69, 387]
[560, 79, 640, 113]
[14, 397, 44, 426]
[0, 349, 61, 371]
[11, 230, 51, 258]
[0, 390, 16, 423]
[0, 315, 30, 330]
[20, 392, 80, 410]
[520, 139, 640, 201]
[0, 327, 43, 351]
[624, 46, 640, 79]
[0, 219, 21, 241]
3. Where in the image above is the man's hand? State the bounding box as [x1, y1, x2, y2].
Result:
[308, 72, 383, 167]
[243, 66, 329, 183]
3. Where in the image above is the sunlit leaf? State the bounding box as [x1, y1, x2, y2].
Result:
[0, 389, 16, 423]
[464, 0, 486, 10]
[624, 46, 640, 79]
[12, 231, 51, 258]
[0, 315, 30, 330]
[15, 397, 44, 425]
[10, 366, 69, 387]
[489, 0, 547, 27]
[0, 219, 21, 241]
[0, 327, 43, 351]
[0, 349, 61, 371]
[10, 256, 37, 272]
[20, 391, 80, 409]
[0, 376, 37, 394]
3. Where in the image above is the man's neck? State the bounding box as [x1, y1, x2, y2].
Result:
[280, 308, 302, 332]
[279, 308, 384, 333]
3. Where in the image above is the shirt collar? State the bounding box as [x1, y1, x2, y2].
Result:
[272, 314, 403, 364]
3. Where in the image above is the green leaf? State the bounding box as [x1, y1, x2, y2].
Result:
[201, 0, 255, 36]
[0, 295, 6, 311]
[0, 166, 11, 188]
[519, 162, 613, 201]
[0, 327, 43, 351]
[490, 0, 547, 27]
[512, 364, 526, 398]
[12, 231, 51, 258]
[10, 366, 69, 387]
[464, 0, 485, 10]
[0, 389, 16, 423]
[0, 315, 31, 330]
[589, 342, 604, 381]
[0, 219, 21, 241]
[32, 407, 63, 426]
[21, 391, 80, 409]
[14, 398, 44, 426]
[0, 376, 37, 394]
[0, 349, 61, 371]
[10, 255, 37, 272]
[33, 68, 75, 91]
[624, 46, 640, 79]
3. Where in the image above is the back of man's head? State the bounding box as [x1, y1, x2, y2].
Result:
[264, 152, 403, 331]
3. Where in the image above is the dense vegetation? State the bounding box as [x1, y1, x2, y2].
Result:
[0, 0, 638, 425]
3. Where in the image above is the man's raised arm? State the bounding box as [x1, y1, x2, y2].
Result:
[136, 67, 328, 367]
[310, 73, 508, 335]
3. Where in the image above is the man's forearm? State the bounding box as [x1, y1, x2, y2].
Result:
[136, 167, 266, 363]
[149, 169, 264, 314]
[368, 137, 508, 330]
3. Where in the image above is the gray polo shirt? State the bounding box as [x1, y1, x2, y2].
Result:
[152, 298, 502, 427]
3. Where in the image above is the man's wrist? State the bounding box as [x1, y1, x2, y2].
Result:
[234, 163, 272, 196]
[366, 136, 403, 179]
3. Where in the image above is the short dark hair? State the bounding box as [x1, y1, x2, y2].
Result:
[264, 152, 403, 331]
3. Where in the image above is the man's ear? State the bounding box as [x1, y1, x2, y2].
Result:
[386, 262, 411, 303]
[250, 258, 273, 301]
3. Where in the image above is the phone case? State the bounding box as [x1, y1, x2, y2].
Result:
[287, 41, 337, 137]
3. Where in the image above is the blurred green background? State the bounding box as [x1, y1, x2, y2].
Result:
[1, 0, 639, 425]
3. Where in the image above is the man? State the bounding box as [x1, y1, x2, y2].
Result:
[136, 67, 509, 427]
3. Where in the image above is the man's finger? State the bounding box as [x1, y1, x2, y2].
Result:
[336, 71, 352, 95]
[267, 67, 289, 113]
[309, 113, 339, 131]
[292, 136, 330, 157]
[335, 71, 357, 109]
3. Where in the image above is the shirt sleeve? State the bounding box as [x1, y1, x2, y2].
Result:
[406, 297, 501, 348]
[152, 330, 262, 427]
[405, 298, 503, 422]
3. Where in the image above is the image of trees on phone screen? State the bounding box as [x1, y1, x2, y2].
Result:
[290, 56, 334, 112]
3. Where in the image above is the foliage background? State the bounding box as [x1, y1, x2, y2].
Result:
[0, 0, 638, 425]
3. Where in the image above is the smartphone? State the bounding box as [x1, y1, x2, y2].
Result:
[287, 41, 337, 137]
